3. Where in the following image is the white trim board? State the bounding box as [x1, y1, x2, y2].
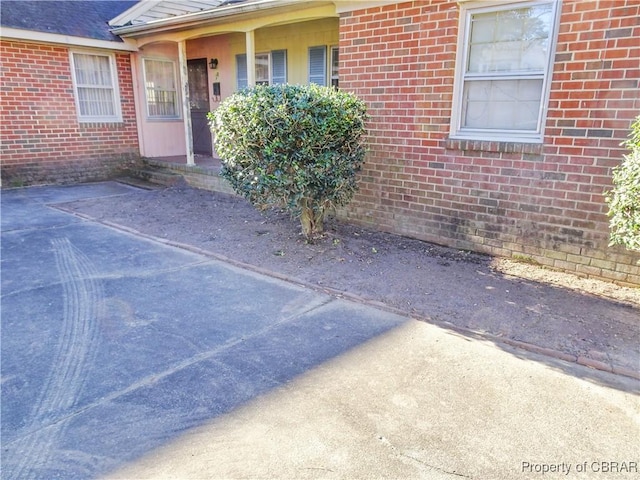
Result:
[0, 27, 138, 52]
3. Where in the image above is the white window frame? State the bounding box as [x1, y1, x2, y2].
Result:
[449, 0, 561, 143]
[330, 46, 339, 88]
[142, 57, 180, 120]
[69, 50, 122, 123]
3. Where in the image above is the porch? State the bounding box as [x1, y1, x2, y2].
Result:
[115, 2, 339, 166]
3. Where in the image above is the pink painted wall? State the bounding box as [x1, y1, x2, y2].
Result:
[132, 42, 186, 158]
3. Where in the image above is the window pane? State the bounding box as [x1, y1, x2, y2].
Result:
[255, 53, 270, 84]
[462, 79, 542, 130]
[147, 90, 177, 117]
[468, 4, 552, 74]
[74, 54, 112, 86]
[331, 46, 339, 88]
[144, 59, 178, 118]
[147, 60, 174, 90]
[78, 87, 115, 116]
[331, 47, 339, 76]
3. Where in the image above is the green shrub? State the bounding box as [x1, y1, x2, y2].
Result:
[605, 115, 640, 251]
[209, 84, 367, 239]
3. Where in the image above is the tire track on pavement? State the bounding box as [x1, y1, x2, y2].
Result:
[6, 238, 103, 479]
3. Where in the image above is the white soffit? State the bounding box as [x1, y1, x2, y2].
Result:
[110, 0, 329, 36]
[110, 0, 227, 27]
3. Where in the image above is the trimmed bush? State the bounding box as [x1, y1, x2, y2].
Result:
[605, 115, 640, 252]
[209, 84, 367, 239]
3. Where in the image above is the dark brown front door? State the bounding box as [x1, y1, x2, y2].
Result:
[187, 58, 212, 155]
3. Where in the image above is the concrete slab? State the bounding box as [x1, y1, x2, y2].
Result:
[105, 321, 640, 480]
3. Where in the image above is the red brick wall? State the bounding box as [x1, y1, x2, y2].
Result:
[339, 0, 640, 286]
[1, 40, 140, 185]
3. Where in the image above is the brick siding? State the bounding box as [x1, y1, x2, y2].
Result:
[0, 40, 140, 185]
[338, 0, 640, 286]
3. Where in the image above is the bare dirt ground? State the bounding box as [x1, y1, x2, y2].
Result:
[58, 182, 640, 377]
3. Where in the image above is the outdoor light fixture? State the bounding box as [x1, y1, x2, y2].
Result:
[209, 58, 219, 69]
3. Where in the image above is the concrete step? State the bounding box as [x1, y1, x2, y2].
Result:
[128, 168, 185, 187]
[114, 176, 162, 190]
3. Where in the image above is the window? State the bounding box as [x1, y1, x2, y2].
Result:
[450, 1, 560, 143]
[236, 50, 287, 89]
[330, 46, 339, 88]
[143, 58, 179, 119]
[255, 53, 270, 85]
[70, 52, 121, 122]
[308, 46, 327, 86]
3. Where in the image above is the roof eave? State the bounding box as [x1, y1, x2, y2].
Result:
[111, 0, 322, 37]
[1, 26, 139, 51]
[108, 0, 163, 27]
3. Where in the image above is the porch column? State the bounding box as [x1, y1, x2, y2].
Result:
[178, 40, 195, 165]
[245, 30, 256, 87]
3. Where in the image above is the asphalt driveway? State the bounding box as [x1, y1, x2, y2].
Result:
[1, 183, 405, 478]
[2, 183, 638, 479]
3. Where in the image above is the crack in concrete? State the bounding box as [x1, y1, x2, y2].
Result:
[378, 435, 471, 479]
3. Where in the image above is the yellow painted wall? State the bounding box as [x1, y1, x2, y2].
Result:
[229, 18, 339, 87]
